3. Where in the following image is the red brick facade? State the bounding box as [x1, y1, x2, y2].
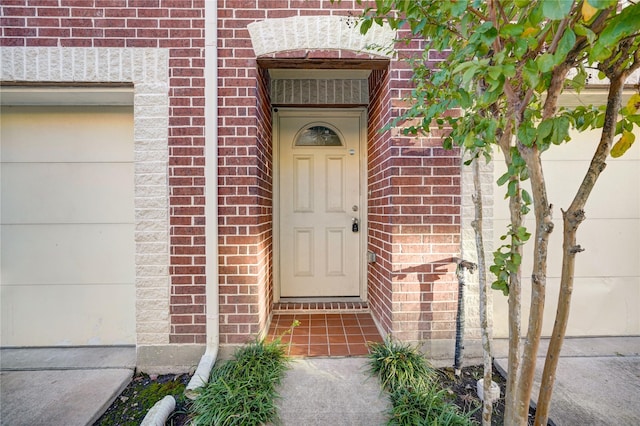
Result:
[366, 35, 461, 342]
[1, 0, 461, 349]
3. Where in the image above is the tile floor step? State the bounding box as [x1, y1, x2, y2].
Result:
[268, 312, 383, 357]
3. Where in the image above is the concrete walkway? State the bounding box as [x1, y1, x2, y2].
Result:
[1, 338, 638, 425]
[493, 337, 640, 426]
[277, 357, 389, 425]
[0, 347, 135, 426]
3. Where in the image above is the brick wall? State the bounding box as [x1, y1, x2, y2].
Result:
[367, 67, 394, 335]
[1, 0, 208, 345]
[2, 0, 464, 351]
[216, 3, 272, 344]
[366, 31, 462, 344]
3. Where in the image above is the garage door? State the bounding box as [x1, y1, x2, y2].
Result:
[492, 112, 640, 337]
[1, 105, 135, 346]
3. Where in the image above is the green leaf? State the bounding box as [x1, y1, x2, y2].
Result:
[452, 61, 475, 74]
[590, 42, 613, 63]
[518, 123, 536, 146]
[506, 260, 519, 273]
[477, 21, 495, 34]
[457, 89, 472, 108]
[586, 0, 618, 8]
[515, 226, 531, 242]
[627, 115, 640, 125]
[359, 18, 373, 35]
[542, 0, 574, 20]
[523, 60, 540, 87]
[552, 116, 570, 144]
[537, 119, 554, 142]
[474, 138, 486, 147]
[537, 53, 556, 73]
[492, 280, 509, 296]
[497, 172, 511, 186]
[568, 68, 588, 92]
[502, 64, 516, 78]
[574, 23, 596, 45]
[521, 189, 532, 205]
[511, 150, 526, 167]
[494, 250, 508, 263]
[450, 0, 468, 16]
[463, 132, 475, 149]
[481, 26, 499, 45]
[594, 4, 640, 57]
[514, 38, 529, 58]
[507, 180, 518, 197]
[487, 66, 502, 80]
[411, 19, 427, 34]
[462, 66, 477, 85]
[501, 23, 524, 37]
[555, 28, 576, 58]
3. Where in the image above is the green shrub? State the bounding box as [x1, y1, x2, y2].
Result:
[368, 338, 435, 392]
[368, 338, 476, 426]
[190, 338, 289, 426]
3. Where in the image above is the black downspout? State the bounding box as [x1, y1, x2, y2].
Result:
[454, 259, 477, 376]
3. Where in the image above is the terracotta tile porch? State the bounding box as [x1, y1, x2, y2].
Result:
[267, 310, 384, 357]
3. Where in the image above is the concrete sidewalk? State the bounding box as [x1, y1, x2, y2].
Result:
[0, 347, 135, 426]
[276, 357, 390, 425]
[493, 337, 640, 426]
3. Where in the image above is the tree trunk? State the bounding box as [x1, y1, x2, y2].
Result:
[471, 158, 493, 426]
[533, 71, 627, 426]
[514, 144, 554, 424]
[502, 163, 523, 426]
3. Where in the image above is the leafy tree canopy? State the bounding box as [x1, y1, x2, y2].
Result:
[360, 0, 639, 160]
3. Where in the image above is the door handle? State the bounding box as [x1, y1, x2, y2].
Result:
[352, 218, 359, 233]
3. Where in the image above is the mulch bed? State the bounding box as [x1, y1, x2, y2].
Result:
[93, 373, 191, 426]
[436, 364, 542, 425]
[95, 363, 542, 425]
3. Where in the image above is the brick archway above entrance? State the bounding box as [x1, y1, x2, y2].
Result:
[247, 15, 395, 58]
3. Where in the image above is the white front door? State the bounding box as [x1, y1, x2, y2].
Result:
[276, 109, 365, 298]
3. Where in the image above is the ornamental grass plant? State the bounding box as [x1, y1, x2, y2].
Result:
[190, 338, 289, 426]
[368, 338, 477, 426]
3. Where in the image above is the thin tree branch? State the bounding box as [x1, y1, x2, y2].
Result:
[466, 4, 490, 22]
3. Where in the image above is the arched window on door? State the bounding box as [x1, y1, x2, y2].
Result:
[295, 124, 343, 146]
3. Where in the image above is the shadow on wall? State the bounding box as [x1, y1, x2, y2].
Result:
[393, 258, 459, 326]
[394, 258, 457, 291]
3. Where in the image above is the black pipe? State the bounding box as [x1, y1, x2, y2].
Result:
[454, 259, 477, 376]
